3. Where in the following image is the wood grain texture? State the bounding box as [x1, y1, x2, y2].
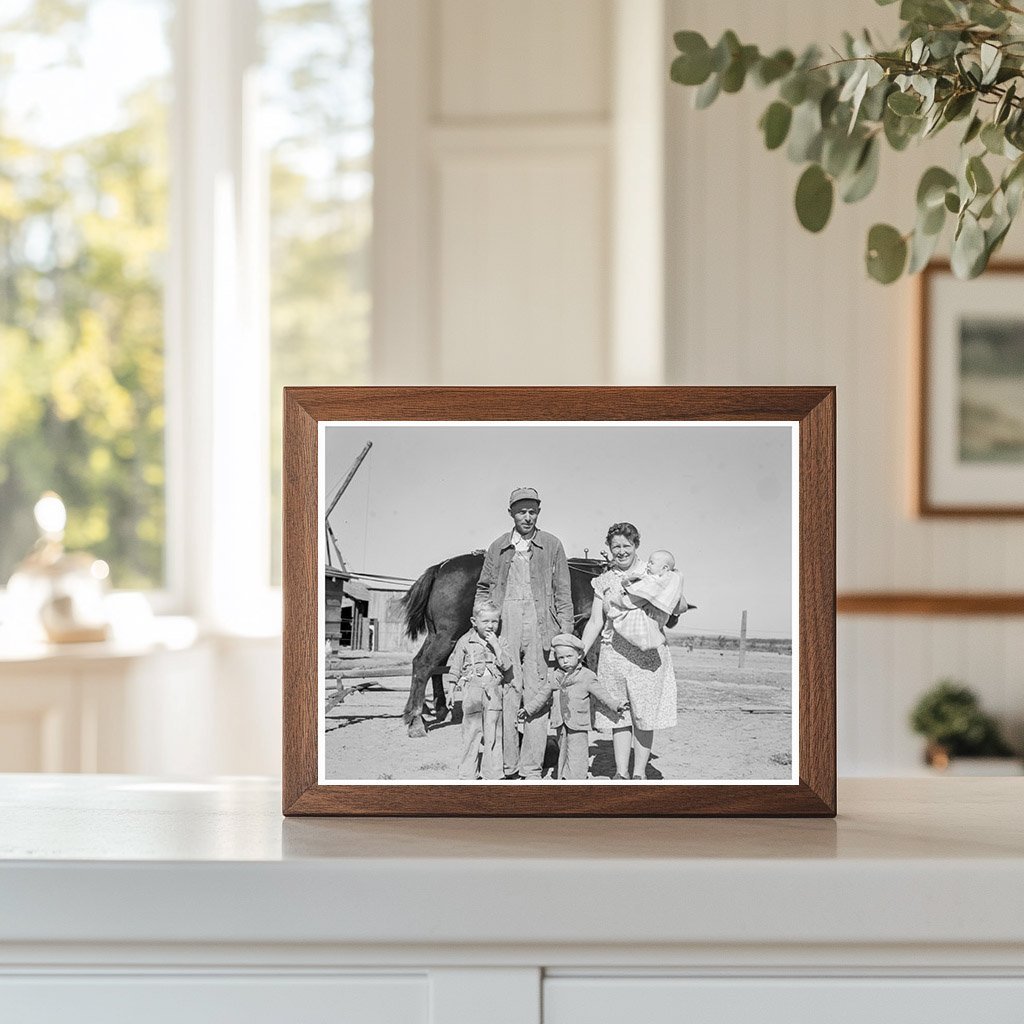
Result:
[838, 592, 1024, 616]
[798, 389, 837, 812]
[282, 387, 836, 817]
[916, 260, 1024, 518]
[282, 391, 319, 812]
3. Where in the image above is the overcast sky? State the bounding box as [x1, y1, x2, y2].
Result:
[323, 423, 795, 637]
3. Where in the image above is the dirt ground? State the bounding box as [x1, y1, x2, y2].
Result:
[324, 644, 794, 782]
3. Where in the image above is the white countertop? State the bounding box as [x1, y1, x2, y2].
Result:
[1, 775, 1022, 952]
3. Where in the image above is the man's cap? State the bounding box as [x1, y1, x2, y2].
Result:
[509, 486, 540, 506]
[550, 633, 584, 652]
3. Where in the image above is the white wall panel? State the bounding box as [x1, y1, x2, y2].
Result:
[437, 151, 608, 383]
[665, 0, 1024, 774]
[375, 0, 620, 385]
[438, 0, 610, 120]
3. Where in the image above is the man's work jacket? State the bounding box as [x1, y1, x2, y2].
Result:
[476, 529, 574, 650]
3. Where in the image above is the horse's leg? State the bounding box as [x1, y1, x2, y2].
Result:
[431, 674, 449, 722]
[403, 633, 455, 738]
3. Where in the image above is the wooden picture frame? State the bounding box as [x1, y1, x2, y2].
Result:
[283, 387, 836, 817]
[917, 260, 1024, 517]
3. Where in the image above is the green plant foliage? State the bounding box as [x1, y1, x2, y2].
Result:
[759, 101, 793, 149]
[866, 223, 909, 281]
[670, 0, 1024, 283]
[909, 680, 1015, 757]
[795, 164, 835, 230]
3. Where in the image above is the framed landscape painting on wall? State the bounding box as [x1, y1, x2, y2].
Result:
[282, 387, 836, 817]
[918, 262, 1024, 516]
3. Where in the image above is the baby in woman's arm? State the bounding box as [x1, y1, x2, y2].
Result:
[609, 550, 687, 650]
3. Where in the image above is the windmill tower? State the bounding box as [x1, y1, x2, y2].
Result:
[324, 441, 372, 571]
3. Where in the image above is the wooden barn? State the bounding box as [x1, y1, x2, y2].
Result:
[324, 568, 414, 654]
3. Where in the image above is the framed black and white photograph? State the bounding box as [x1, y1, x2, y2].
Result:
[283, 387, 835, 816]
[918, 262, 1024, 517]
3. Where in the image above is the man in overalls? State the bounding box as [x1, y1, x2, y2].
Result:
[477, 487, 574, 779]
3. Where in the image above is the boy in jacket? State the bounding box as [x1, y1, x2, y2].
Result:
[517, 633, 627, 780]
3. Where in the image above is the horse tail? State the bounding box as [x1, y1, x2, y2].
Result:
[401, 562, 439, 639]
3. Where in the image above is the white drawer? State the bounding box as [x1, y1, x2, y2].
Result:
[544, 977, 1024, 1024]
[0, 974, 427, 1024]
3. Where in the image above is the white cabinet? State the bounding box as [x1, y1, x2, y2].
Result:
[2, 777, 1023, 1023]
[0, 975, 428, 1024]
[544, 977, 1024, 1024]
[0, 627, 210, 773]
[0, 630, 281, 775]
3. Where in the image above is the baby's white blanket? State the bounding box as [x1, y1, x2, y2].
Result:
[608, 571, 687, 651]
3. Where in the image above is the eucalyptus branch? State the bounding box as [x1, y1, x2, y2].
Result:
[670, 1, 1024, 283]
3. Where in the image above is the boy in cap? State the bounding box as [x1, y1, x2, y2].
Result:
[517, 633, 628, 780]
[477, 487, 573, 779]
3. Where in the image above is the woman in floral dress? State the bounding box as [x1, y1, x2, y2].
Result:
[580, 522, 678, 779]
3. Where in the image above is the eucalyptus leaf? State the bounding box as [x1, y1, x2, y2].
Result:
[884, 106, 921, 150]
[820, 85, 841, 126]
[861, 80, 892, 122]
[1006, 172, 1024, 218]
[917, 166, 957, 210]
[927, 30, 962, 60]
[866, 223, 908, 283]
[958, 166, 977, 208]
[962, 116, 983, 145]
[822, 129, 863, 178]
[721, 45, 759, 93]
[944, 190, 961, 213]
[787, 101, 823, 162]
[995, 82, 1017, 124]
[754, 49, 795, 87]
[904, 0, 958, 28]
[760, 101, 793, 150]
[795, 164, 834, 232]
[840, 65, 871, 130]
[913, 75, 937, 111]
[967, 154, 995, 195]
[981, 122, 1006, 155]
[671, 44, 712, 87]
[694, 73, 721, 109]
[908, 221, 942, 273]
[710, 31, 740, 74]
[779, 73, 807, 106]
[922, 103, 946, 137]
[986, 213, 1012, 259]
[942, 92, 974, 122]
[674, 29, 707, 53]
[980, 42, 1003, 86]
[951, 212, 986, 278]
[888, 91, 921, 115]
[842, 137, 880, 203]
[970, 2, 1009, 30]
[921, 200, 946, 235]
[1003, 157, 1024, 216]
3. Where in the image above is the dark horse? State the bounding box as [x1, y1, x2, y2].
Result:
[399, 553, 606, 738]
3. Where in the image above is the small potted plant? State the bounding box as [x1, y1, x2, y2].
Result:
[909, 680, 1018, 772]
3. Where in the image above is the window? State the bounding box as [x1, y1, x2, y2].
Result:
[0, 0, 172, 589]
[0, 0, 373, 618]
[261, 0, 372, 582]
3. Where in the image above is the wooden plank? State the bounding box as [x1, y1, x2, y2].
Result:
[327, 666, 414, 681]
[838, 592, 1024, 616]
